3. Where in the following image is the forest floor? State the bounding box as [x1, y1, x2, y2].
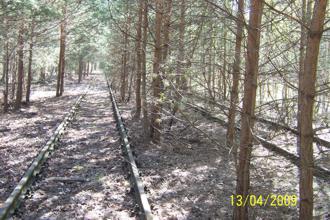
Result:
[0, 76, 89, 206]
[120, 102, 330, 220]
[1, 73, 329, 220]
[1, 74, 136, 219]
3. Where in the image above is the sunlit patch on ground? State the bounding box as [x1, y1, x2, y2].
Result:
[1, 74, 136, 219]
[122, 101, 330, 219]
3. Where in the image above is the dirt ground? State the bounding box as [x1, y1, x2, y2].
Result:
[118, 102, 330, 220]
[12, 78, 136, 219]
[0, 77, 89, 207]
[1, 73, 329, 220]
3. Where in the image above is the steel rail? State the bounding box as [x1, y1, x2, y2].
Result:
[0, 94, 86, 220]
[106, 79, 154, 220]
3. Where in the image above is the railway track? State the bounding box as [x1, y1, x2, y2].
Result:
[0, 94, 86, 220]
[0, 77, 153, 220]
[106, 78, 153, 220]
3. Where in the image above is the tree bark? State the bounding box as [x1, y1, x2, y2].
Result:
[207, 30, 214, 100]
[11, 58, 16, 100]
[150, 0, 164, 143]
[120, 6, 131, 102]
[128, 62, 135, 102]
[86, 62, 89, 77]
[222, 25, 227, 101]
[26, 21, 35, 103]
[142, 0, 149, 137]
[162, 0, 172, 61]
[226, 0, 244, 163]
[298, 1, 327, 219]
[3, 22, 9, 112]
[297, 0, 312, 155]
[169, 0, 186, 130]
[59, 20, 66, 96]
[15, 23, 24, 110]
[56, 7, 66, 97]
[120, 50, 127, 102]
[135, 0, 143, 118]
[78, 57, 83, 83]
[234, 1, 264, 219]
[56, 28, 62, 96]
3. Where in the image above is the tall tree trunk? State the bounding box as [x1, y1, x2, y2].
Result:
[298, 1, 327, 219]
[86, 62, 89, 77]
[78, 57, 83, 83]
[84, 62, 87, 77]
[59, 19, 66, 96]
[3, 20, 9, 112]
[11, 59, 16, 99]
[297, 0, 312, 153]
[150, 0, 164, 143]
[226, 0, 244, 164]
[135, 0, 143, 118]
[56, 7, 66, 97]
[222, 26, 227, 100]
[120, 49, 127, 102]
[26, 21, 35, 103]
[178, 0, 187, 92]
[162, 0, 172, 60]
[128, 62, 135, 102]
[202, 43, 208, 98]
[15, 23, 24, 110]
[56, 29, 62, 96]
[120, 7, 131, 102]
[39, 67, 45, 82]
[234, 1, 264, 219]
[297, 0, 306, 140]
[142, 0, 149, 137]
[1, 24, 6, 83]
[1, 60, 4, 82]
[1, 63, 4, 83]
[207, 28, 214, 101]
[169, 0, 186, 130]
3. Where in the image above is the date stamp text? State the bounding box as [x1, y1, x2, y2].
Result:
[230, 194, 298, 207]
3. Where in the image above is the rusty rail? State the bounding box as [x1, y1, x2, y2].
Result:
[106, 78, 154, 220]
[0, 94, 86, 220]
